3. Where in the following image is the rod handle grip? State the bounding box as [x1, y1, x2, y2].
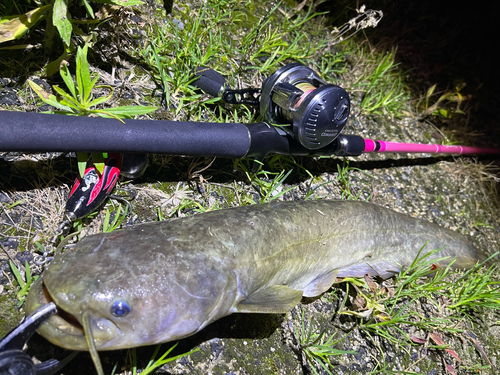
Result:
[193, 66, 227, 97]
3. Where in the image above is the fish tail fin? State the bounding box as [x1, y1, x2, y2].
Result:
[458, 247, 496, 269]
[438, 246, 494, 271]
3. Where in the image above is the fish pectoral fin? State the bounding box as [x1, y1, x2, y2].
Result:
[237, 285, 303, 314]
[302, 269, 339, 297]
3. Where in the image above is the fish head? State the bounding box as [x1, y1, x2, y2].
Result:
[26, 231, 236, 350]
[26, 269, 141, 350]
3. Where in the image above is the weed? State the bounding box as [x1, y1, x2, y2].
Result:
[356, 49, 410, 118]
[446, 255, 500, 312]
[233, 158, 373, 203]
[124, 343, 199, 375]
[169, 196, 206, 217]
[139, 0, 329, 120]
[139, 0, 247, 117]
[8, 260, 38, 307]
[234, 159, 295, 203]
[28, 44, 156, 121]
[102, 203, 129, 233]
[1, 198, 25, 211]
[291, 311, 356, 375]
[418, 82, 469, 119]
[315, 50, 348, 82]
[156, 207, 164, 221]
[245, 4, 327, 75]
[335, 160, 372, 200]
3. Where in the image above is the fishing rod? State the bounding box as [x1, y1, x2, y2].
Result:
[1, 63, 499, 234]
[0, 63, 500, 160]
[1, 63, 499, 158]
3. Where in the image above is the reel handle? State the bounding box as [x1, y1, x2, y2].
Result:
[193, 66, 227, 97]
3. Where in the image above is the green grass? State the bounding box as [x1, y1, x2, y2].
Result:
[292, 311, 356, 375]
[119, 343, 198, 375]
[334, 160, 373, 200]
[102, 203, 129, 233]
[138, 0, 329, 122]
[8, 260, 39, 307]
[29, 44, 156, 121]
[418, 82, 468, 119]
[356, 49, 410, 118]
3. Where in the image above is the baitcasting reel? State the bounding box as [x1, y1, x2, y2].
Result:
[260, 64, 350, 150]
[193, 63, 351, 151]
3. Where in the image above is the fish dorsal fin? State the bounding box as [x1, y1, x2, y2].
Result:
[237, 285, 303, 314]
[302, 269, 339, 297]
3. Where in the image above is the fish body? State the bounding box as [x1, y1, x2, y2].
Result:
[26, 200, 482, 351]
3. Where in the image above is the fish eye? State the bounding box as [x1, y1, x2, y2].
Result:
[111, 301, 131, 317]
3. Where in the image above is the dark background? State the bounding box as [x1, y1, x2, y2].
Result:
[321, 0, 500, 148]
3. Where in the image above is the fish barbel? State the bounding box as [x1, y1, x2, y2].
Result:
[26, 200, 484, 353]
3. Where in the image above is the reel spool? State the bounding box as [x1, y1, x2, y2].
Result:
[260, 63, 350, 150]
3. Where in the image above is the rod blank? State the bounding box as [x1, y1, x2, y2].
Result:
[364, 139, 500, 155]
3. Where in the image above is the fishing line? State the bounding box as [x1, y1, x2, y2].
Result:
[54, 229, 85, 255]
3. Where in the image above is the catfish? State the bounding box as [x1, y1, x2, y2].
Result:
[26, 200, 485, 374]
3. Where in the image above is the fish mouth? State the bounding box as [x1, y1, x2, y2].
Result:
[25, 276, 119, 351]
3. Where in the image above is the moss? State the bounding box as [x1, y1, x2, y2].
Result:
[223, 338, 297, 375]
[0, 294, 23, 338]
[189, 334, 299, 375]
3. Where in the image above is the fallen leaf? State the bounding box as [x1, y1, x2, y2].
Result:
[410, 336, 427, 345]
[353, 295, 366, 310]
[364, 274, 378, 297]
[445, 364, 457, 375]
[466, 332, 492, 367]
[430, 332, 461, 363]
[341, 308, 374, 319]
